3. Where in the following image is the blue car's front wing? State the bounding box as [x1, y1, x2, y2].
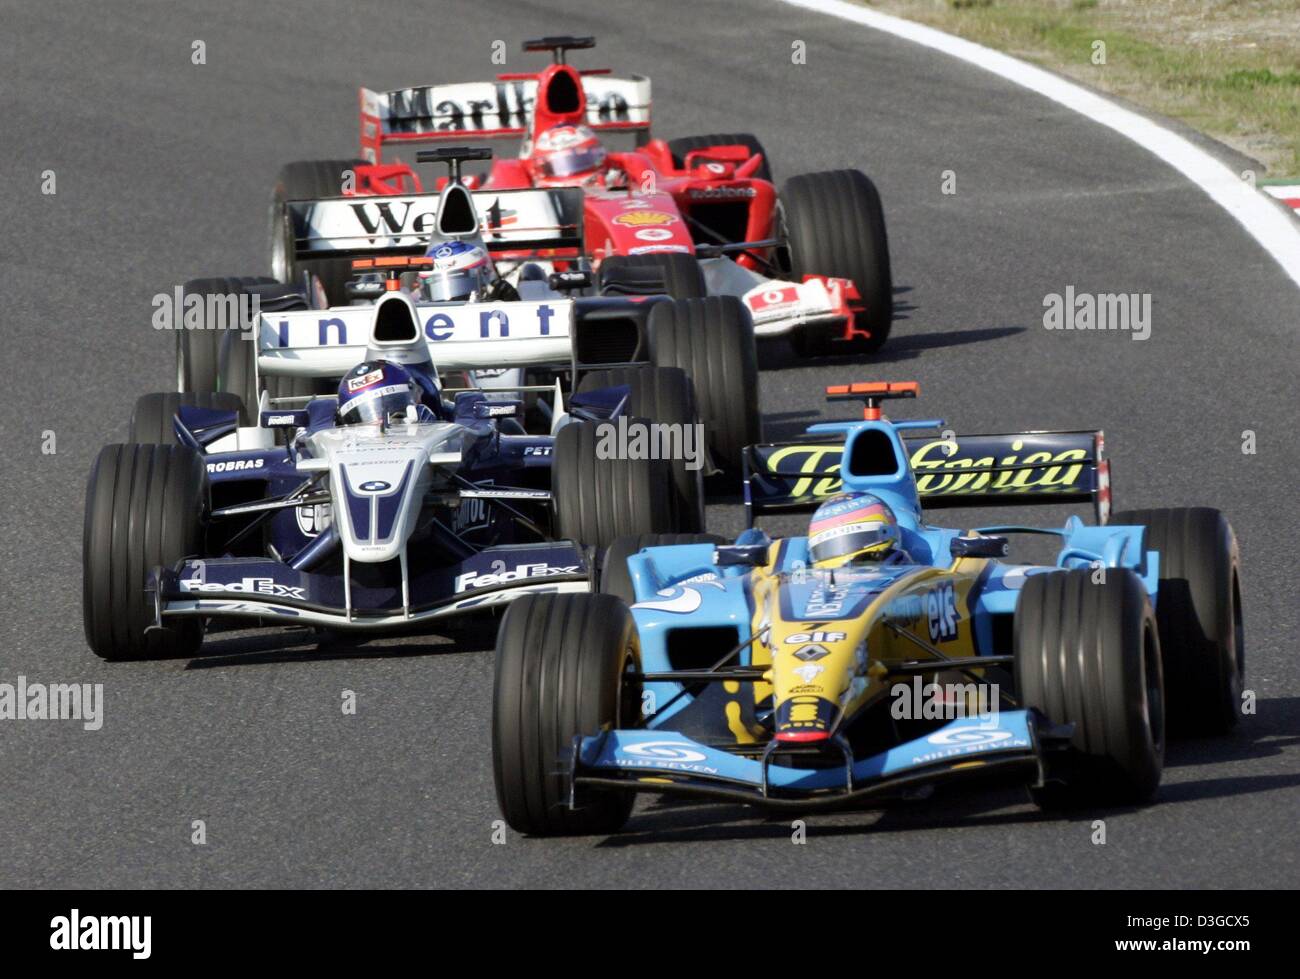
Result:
[572, 711, 1047, 810]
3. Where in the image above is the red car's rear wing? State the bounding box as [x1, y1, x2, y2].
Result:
[359, 75, 651, 163]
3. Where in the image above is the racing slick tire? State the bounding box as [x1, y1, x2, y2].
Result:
[217, 327, 257, 412]
[552, 419, 675, 551]
[269, 159, 367, 305]
[492, 592, 640, 836]
[600, 533, 727, 606]
[263, 370, 333, 410]
[598, 253, 707, 300]
[781, 169, 892, 356]
[1015, 568, 1164, 808]
[667, 133, 773, 183]
[218, 327, 328, 431]
[1110, 507, 1244, 735]
[83, 443, 207, 661]
[646, 296, 760, 481]
[176, 276, 279, 393]
[129, 391, 248, 445]
[577, 366, 705, 531]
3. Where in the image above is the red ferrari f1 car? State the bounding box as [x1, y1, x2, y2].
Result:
[268, 37, 894, 356]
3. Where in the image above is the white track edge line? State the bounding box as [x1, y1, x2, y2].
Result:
[777, 0, 1300, 292]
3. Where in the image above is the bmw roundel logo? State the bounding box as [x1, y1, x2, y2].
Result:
[359, 480, 391, 492]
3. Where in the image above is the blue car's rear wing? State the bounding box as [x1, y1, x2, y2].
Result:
[744, 429, 1110, 525]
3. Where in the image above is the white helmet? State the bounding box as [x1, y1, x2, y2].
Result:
[418, 239, 494, 302]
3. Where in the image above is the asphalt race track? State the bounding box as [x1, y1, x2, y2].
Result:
[1, 0, 1297, 888]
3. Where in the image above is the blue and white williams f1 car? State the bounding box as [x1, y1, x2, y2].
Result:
[83, 291, 686, 660]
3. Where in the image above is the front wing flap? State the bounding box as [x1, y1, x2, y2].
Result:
[154, 543, 590, 629]
[572, 711, 1042, 809]
[740, 276, 853, 338]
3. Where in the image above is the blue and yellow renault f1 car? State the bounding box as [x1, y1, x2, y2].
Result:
[491, 382, 1244, 835]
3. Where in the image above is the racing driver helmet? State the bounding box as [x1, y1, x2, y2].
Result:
[807, 493, 902, 568]
[417, 239, 495, 302]
[337, 360, 421, 426]
[530, 124, 607, 185]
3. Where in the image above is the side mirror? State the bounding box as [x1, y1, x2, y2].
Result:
[713, 544, 768, 567]
[261, 409, 310, 429]
[548, 270, 592, 292]
[345, 277, 385, 301]
[950, 535, 1009, 559]
[471, 400, 523, 421]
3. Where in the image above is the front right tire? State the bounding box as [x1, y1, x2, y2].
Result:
[647, 296, 760, 480]
[551, 420, 676, 550]
[1015, 568, 1164, 807]
[576, 366, 705, 532]
[781, 169, 893, 356]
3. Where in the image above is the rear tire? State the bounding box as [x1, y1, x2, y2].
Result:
[492, 593, 639, 835]
[270, 159, 367, 305]
[129, 391, 248, 445]
[647, 296, 760, 480]
[177, 277, 278, 393]
[577, 366, 704, 531]
[598, 253, 707, 300]
[1110, 507, 1244, 735]
[218, 326, 331, 438]
[600, 533, 726, 605]
[782, 169, 892, 356]
[552, 420, 676, 550]
[667, 133, 773, 183]
[83, 444, 208, 661]
[217, 328, 258, 411]
[1015, 568, 1164, 807]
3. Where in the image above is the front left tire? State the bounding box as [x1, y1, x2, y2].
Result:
[83, 444, 208, 661]
[492, 593, 640, 836]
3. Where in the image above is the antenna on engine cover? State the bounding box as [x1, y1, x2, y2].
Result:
[415, 146, 493, 186]
[825, 382, 920, 421]
[522, 35, 595, 65]
[415, 147, 493, 239]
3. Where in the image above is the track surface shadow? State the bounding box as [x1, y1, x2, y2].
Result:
[758, 325, 1024, 371]
[182, 616, 500, 669]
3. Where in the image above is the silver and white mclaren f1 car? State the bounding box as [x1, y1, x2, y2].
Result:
[175, 149, 761, 485]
